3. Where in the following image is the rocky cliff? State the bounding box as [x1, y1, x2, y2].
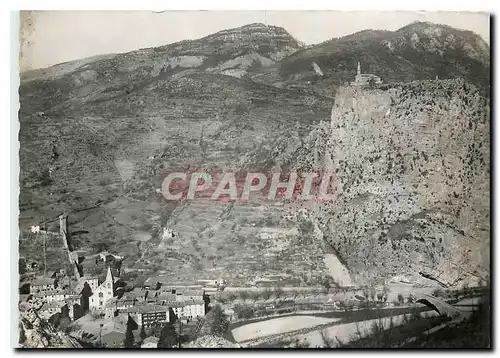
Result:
[290, 79, 489, 287]
[18, 310, 81, 348]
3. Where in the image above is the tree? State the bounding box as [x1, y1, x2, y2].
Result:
[250, 291, 260, 302]
[397, 293, 404, 304]
[209, 304, 229, 336]
[274, 288, 285, 299]
[56, 316, 72, 331]
[234, 304, 254, 320]
[151, 323, 163, 338]
[321, 279, 332, 293]
[239, 290, 249, 300]
[139, 325, 147, 343]
[18, 322, 26, 345]
[320, 329, 336, 348]
[262, 288, 273, 301]
[362, 289, 370, 300]
[157, 322, 177, 348]
[432, 288, 445, 297]
[216, 292, 227, 304]
[92, 242, 109, 253]
[367, 77, 377, 88]
[19, 258, 26, 275]
[124, 315, 136, 348]
[37, 168, 53, 187]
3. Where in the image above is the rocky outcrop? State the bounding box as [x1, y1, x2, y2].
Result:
[18, 310, 81, 348]
[184, 335, 240, 348]
[292, 79, 489, 287]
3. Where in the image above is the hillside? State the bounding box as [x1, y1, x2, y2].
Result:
[19, 23, 302, 115]
[18, 41, 333, 286]
[18, 22, 490, 288]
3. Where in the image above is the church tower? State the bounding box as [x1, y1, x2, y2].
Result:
[88, 266, 115, 310]
[105, 265, 113, 283]
[357, 61, 361, 76]
[104, 266, 114, 295]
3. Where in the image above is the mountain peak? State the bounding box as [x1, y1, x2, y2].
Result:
[397, 20, 487, 43]
[241, 22, 268, 28]
[212, 22, 297, 40]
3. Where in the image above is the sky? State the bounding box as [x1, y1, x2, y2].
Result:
[19, 10, 490, 71]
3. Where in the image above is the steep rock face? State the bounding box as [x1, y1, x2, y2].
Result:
[18, 310, 81, 348]
[184, 335, 241, 348]
[172, 22, 301, 61]
[294, 79, 489, 286]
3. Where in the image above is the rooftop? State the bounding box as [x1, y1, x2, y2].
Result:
[105, 297, 118, 308]
[122, 304, 169, 314]
[142, 336, 159, 345]
[157, 292, 176, 301]
[41, 301, 67, 310]
[129, 288, 147, 298]
[31, 277, 56, 286]
[167, 299, 204, 307]
[181, 289, 205, 297]
[33, 288, 80, 297]
[78, 276, 99, 285]
[19, 294, 31, 302]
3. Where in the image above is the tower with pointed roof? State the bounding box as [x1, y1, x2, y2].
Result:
[105, 265, 114, 284]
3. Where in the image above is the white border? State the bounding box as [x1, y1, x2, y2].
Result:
[6, 1, 497, 11]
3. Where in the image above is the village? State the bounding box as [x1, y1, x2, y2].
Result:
[16, 215, 381, 348]
[18, 212, 486, 349]
[18, 259, 223, 348]
[18, 242, 487, 349]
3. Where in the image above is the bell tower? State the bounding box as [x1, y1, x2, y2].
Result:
[357, 61, 361, 76]
[104, 266, 114, 299]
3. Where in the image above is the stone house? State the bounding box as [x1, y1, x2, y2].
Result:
[39, 301, 69, 320]
[167, 299, 205, 321]
[122, 305, 171, 327]
[30, 277, 58, 293]
[116, 294, 136, 310]
[76, 276, 99, 293]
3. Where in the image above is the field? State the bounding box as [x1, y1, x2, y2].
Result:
[232, 315, 340, 342]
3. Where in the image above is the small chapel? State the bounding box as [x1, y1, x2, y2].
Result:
[351, 62, 383, 87]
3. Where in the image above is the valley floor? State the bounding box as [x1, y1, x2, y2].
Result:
[224, 295, 488, 348]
